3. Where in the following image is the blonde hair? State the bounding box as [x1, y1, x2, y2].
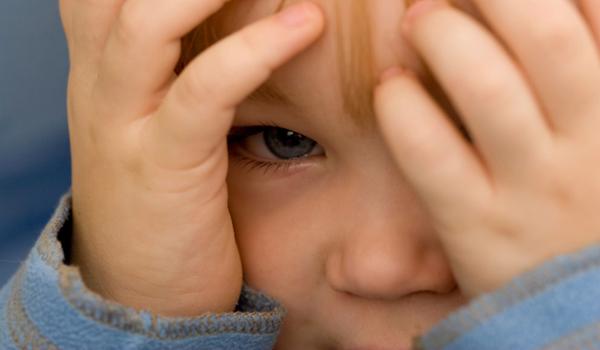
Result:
[175, 0, 377, 127]
[175, 0, 470, 140]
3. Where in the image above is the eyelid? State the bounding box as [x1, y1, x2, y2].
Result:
[227, 125, 325, 175]
[229, 125, 323, 159]
[227, 121, 286, 142]
[227, 126, 266, 143]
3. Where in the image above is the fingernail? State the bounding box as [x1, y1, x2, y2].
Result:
[380, 66, 404, 83]
[278, 2, 318, 27]
[402, 0, 440, 33]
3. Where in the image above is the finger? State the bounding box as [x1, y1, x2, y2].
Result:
[95, 0, 232, 118]
[471, 0, 600, 135]
[579, 0, 600, 48]
[375, 69, 491, 220]
[403, 2, 553, 180]
[59, 0, 125, 67]
[144, 2, 325, 170]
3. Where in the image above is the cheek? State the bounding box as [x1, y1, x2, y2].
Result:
[226, 170, 332, 301]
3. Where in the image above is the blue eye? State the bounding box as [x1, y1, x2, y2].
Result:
[263, 127, 317, 159]
[228, 125, 324, 163]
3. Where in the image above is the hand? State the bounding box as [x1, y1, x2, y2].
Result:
[59, 0, 324, 316]
[375, 0, 600, 297]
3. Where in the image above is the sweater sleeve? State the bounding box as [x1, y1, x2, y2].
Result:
[417, 244, 600, 350]
[0, 194, 284, 350]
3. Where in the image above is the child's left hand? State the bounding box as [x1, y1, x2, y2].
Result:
[375, 0, 600, 298]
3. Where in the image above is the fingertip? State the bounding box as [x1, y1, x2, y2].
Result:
[277, 1, 325, 29]
[375, 67, 418, 105]
[403, 0, 436, 32]
[380, 66, 404, 83]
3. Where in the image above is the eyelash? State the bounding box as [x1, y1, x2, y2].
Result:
[227, 122, 314, 175]
[232, 157, 301, 175]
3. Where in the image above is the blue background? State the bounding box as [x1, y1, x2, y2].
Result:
[0, 0, 70, 284]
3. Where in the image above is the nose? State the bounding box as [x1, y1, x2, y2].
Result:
[327, 226, 456, 300]
[325, 168, 456, 300]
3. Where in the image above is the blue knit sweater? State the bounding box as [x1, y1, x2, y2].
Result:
[2, 194, 600, 349]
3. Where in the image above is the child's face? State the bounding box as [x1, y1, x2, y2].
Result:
[224, 1, 467, 348]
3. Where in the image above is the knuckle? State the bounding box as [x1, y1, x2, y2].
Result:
[114, 1, 148, 45]
[235, 29, 274, 71]
[536, 166, 577, 208]
[462, 69, 510, 102]
[528, 16, 580, 53]
[405, 127, 447, 164]
[179, 66, 217, 105]
[478, 75, 510, 99]
[237, 29, 261, 53]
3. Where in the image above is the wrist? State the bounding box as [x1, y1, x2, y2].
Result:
[70, 216, 243, 316]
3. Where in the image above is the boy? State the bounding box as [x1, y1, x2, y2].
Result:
[3, 0, 600, 348]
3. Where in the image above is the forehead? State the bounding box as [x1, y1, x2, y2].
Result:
[224, 0, 413, 129]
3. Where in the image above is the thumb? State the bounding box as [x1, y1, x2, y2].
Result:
[144, 2, 325, 170]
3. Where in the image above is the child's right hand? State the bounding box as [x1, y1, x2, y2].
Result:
[59, 0, 324, 316]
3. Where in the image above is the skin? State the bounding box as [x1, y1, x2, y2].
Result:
[229, 0, 600, 347]
[225, 1, 464, 348]
[60, 0, 600, 349]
